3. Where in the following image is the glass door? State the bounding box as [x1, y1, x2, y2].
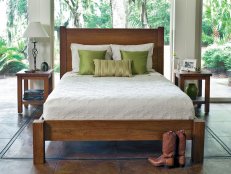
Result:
[201, 0, 231, 100]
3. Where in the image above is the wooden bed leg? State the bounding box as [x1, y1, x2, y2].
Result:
[33, 120, 45, 164]
[192, 119, 205, 164]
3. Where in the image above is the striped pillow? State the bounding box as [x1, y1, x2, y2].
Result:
[94, 59, 132, 77]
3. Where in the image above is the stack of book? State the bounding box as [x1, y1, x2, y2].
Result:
[23, 89, 44, 101]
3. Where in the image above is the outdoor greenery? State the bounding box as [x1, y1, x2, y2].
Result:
[0, 37, 28, 74]
[202, 0, 231, 73]
[202, 44, 231, 72]
[54, 0, 171, 70]
[0, 0, 28, 75]
[55, 0, 170, 43]
[202, 0, 231, 46]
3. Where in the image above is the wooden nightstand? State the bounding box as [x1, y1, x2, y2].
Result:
[174, 70, 212, 113]
[16, 69, 53, 113]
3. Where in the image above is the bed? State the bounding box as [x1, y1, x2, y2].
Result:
[33, 26, 205, 164]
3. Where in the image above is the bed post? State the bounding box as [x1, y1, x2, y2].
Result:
[33, 120, 45, 164]
[60, 26, 67, 79]
[191, 119, 205, 164]
[157, 27, 164, 75]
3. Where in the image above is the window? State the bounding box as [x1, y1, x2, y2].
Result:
[54, 0, 171, 79]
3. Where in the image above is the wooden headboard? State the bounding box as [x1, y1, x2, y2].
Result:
[60, 26, 164, 78]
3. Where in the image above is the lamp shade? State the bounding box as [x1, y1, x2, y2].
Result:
[23, 22, 49, 38]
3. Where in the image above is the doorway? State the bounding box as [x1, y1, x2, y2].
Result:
[201, 0, 231, 100]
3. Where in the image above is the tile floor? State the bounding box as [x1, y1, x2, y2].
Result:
[0, 77, 231, 173]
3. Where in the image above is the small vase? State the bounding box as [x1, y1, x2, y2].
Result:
[185, 83, 198, 100]
[41, 62, 49, 71]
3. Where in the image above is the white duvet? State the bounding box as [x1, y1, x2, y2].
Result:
[43, 72, 195, 120]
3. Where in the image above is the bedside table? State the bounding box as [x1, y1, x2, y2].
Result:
[174, 70, 212, 113]
[16, 69, 53, 113]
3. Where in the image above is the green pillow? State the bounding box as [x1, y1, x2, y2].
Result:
[94, 59, 132, 77]
[79, 50, 106, 75]
[120, 50, 148, 74]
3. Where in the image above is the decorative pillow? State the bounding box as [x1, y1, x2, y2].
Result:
[120, 50, 149, 74]
[110, 43, 154, 70]
[71, 43, 112, 72]
[94, 59, 132, 77]
[79, 50, 106, 75]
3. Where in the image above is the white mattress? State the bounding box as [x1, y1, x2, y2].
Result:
[43, 72, 195, 120]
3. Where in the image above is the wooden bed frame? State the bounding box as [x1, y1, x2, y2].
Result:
[33, 26, 205, 164]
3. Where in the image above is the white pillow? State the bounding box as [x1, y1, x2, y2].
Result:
[110, 43, 154, 70]
[71, 43, 112, 72]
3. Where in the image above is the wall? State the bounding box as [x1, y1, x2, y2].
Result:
[173, 0, 202, 67]
[28, 0, 54, 71]
[28, 0, 54, 88]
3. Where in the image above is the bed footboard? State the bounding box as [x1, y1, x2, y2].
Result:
[33, 119, 205, 164]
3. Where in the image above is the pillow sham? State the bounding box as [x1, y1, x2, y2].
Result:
[79, 50, 106, 75]
[71, 43, 112, 72]
[94, 59, 132, 77]
[110, 43, 154, 70]
[120, 50, 149, 74]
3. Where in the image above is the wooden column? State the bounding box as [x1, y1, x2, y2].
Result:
[33, 120, 45, 164]
[191, 119, 205, 164]
[205, 77, 210, 113]
[17, 76, 22, 113]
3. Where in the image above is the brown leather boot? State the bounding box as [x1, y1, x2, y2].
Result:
[176, 130, 186, 167]
[148, 131, 176, 167]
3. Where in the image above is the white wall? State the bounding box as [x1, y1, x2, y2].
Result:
[28, 0, 54, 70]
[174, 0, 196, 60]
[28, 0, 54, 88]
[173, 0, 202, 68]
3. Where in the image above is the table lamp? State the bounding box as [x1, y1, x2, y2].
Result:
[23, 22, 49, 71]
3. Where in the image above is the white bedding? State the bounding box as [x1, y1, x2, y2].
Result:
[43, 72, 195, 120]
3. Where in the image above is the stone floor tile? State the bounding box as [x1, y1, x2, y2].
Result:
[207, 122, 231, 137]
[0, 138, 11, 153]
[0, 123, 21, 138]
[218, 136, 231, 150]
[0, 159, 56, 174]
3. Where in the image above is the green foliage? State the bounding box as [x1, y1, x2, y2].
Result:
[147, 0, 170, 44]
[0, 37, 28, 74]
[202, 18, 214, 46]
[17, 0, 27, 15]
[127, 0, 170, 44]
[202, 44, 231, 71]
[202, 0, 231, 46]
[83, 1, 112, 28]
[6, 0, 28, 44]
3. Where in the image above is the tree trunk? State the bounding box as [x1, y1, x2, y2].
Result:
[111, 0, 127, 28]
[141, 0, 149, 28]
[7, 0, 15, 44]
[110, 0, 113, 27]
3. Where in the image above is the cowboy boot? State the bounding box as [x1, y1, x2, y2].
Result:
[176, 130, 186, 167]
[148, 131, 176, 167]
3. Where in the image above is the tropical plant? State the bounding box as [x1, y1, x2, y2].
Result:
[202, 0, 231, 45]
[0, 38, 28, 74]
